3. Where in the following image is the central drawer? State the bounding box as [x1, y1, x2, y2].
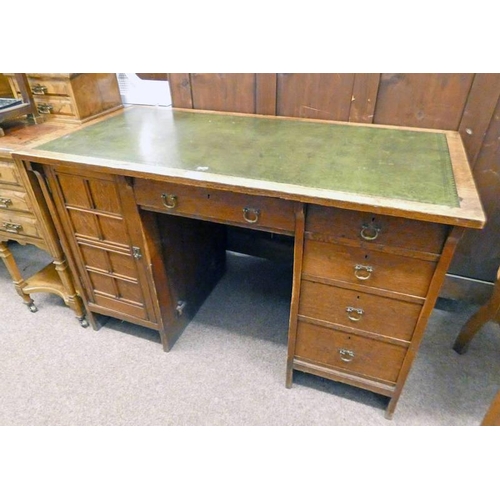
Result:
[134, 179, 296, 235]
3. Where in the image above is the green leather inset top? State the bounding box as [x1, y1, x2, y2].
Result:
[38, 106, 459, 207]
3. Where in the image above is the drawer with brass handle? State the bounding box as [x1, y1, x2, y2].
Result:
[0, 160, 21, 186]
[306, 205, 448, 255]
[302, 239, 436, 298]
[0, 188, 32, 213]
[29, 78, 71, 96]
[0, 213, 41, 239]
[35, 96, 76, 118]
[134, 178, 296, 235]
[295, 320, 408, 384]
[299, 279, 421, 341]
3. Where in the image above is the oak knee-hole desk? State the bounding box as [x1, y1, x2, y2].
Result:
[14, 107, 485, 418]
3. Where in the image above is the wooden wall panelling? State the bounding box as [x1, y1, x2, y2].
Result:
[168, 73, 193, 109]
[349, 74, 381, 123]
[189, 73, 256, 113]
[449, 95, 500, 282]
[373, 74, 475, 129]
[256, 74, 277, 115]
[458, 73, 500, 166]
[276, 73, 356, 120]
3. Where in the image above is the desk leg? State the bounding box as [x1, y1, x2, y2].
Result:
[0, 241, 36, 311]
[286, 203, 306, 388]
[453, 269, 500, 354]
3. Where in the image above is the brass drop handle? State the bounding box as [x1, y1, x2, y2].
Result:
[339, 348, 355, 363]
[161, 193, 178, 209]
[243, 207, 260, 224]
[32, 84, 48, 95]
[0, 198, 12, 209]
[37, 103, 53, 114]
[360, 223, 380, 241]
[2, 222, 22, 234]
[354, 264, 373, 280]
[346, 306, 364, 322]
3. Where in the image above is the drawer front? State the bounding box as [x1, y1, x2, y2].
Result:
[299, 280, 421, 342]
[28, 77, 71, 97]
[134, 179, 296, 234]
[303, 239, 436, 298]
[0, 187, 32, 213]
[306, 205, 448, 254]
[35, 96, 76, 119]
[295, 320, 407, 384]
[0, 159, 20, 186]
[0, 213, 41, 239]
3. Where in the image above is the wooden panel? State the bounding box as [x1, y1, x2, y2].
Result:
[449, 96, 500, 281]
[256, 74, 277, 115]
[277, 73, 355, 120]
[299, 280, 421, 342]
[458, 73, 500, 166]
[303, 239, 436, 298]
[168, 73, 193, 109]
[190, 73, 256, 113]
[295, 320, 407, 384]
[0, 159, 20, 186]
[374, 74, 474, 129]
[349, 74, 381, 123]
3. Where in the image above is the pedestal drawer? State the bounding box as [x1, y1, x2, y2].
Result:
[295, 320, 407, 384]
[306, 205, 448, 254]
[134, 179, 296, 234]
[299, 280, 421, 342]
[303, 239, 436, 298]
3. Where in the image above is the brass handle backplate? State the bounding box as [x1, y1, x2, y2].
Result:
[360, 223, 381, 241]
[2, 222, 22, 234]
[32, 84, 47, 95]
[37, 103, 53, 114]
[354, 264, 373, 280]
[243, 207, 260, 224]
[161, 193, 177, 209]
[346, 306, 364, 322]
[0, 198, 12, 209]
[339, 348, 355, 363]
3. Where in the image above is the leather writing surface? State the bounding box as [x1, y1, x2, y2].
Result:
[38, 107, 459, 207]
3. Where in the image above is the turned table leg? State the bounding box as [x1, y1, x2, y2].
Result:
[0, 241, 37, 312]
[453, 267, 500, 354]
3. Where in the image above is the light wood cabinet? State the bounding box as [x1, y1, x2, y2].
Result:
[0, 121, 85, 321]
[6, 73, 122, 123]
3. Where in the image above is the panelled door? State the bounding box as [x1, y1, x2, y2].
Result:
[44, 165, 158, 327]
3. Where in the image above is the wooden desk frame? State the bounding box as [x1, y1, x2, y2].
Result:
[13, 108, 486, 418]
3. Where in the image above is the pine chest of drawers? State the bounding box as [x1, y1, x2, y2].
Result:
[6, 73, 122, 124]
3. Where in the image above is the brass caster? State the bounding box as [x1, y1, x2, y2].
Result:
[79, 318, 89, 328]
[28, 303, 38, 313]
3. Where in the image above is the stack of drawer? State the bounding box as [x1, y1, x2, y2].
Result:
[292, 205, 449, 411]
[6, 73, 122, 124]
[0, 155, 41, 245]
